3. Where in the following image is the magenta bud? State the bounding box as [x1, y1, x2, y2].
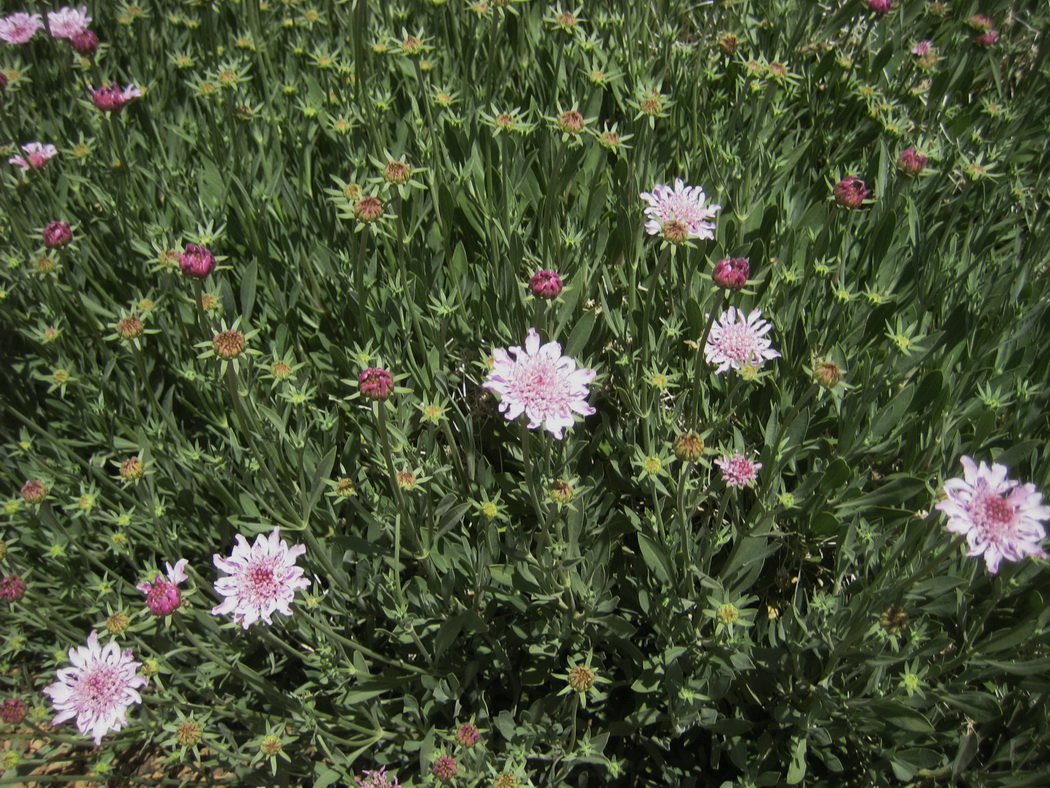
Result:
[70, 29, 98, 56]
[867, 0, 891, 14]
[712, 257, 750, 290]
[0, 575, 26, 603]
[529, 269, 563, 299]
[975, 30, 998, 47]
[142, 576, 181, 616]
[179, 243, 216, 279]
[834, 176, 868, 209]
[359, 367, 394, 401]
[1, 698, 27, 724]
[42, 221, 72, 248]
[897, 148, 927, 176]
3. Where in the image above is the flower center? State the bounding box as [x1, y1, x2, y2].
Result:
[973, 492, 1014, 536]
[718, 323, 760, 364]
[80, 665, 120, 712]
[247, 563, 278, 601]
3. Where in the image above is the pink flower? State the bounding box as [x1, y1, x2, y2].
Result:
[9, 142, 57, 172]
[212, 527, 310, 629]
[136, 559, 189, 616]
[70, 28, 98, 56]
[432, 755, 458, 782]
[712, 257, 750, 290]
[897, 148, 927, 176]
[0, 575, 26, 602]
[834, 175, 868, 208]
[911, 40, 932, 56]
[867, 0, 891, 14]
[90, 83, 142, 113]
[529, 269, 563, 299]
[715, 453, 762, 488]
[1, 697, 26, 724]
[640, 178, 721, 243]
[935, 456, 1049, 574]
[0, 13, 44, 45]
[704, 306, 781, 374]
[359, 368, 394, 401]
[975, 30, 997, 47]
[483, 327, 596, 439]
[43, 221, 73, 248]
[357, 767, 401, 788]
[179, 243, 215, 278]
[47, 6, 91, 39]
[42, 632, 147, 745]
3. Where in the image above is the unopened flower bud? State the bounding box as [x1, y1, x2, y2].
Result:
[120, 456, 144, 481]
[116, 315, 144, 340]
[383, 160, 411, 184]
[455, 723, 480, 747]
[867, 0, 891, 15]
[0, 575, 26, 603]
[548, 480, 574, 505]
[975, 30, 997, 47]
[179, 243, 215, 279]
[260, 735, 283, 756]
[712, 257, 749, 290]
[556, 110, 584, 134]
[359, 367, 394, 400]
[897, 148, 927, 176]
[353, 195, 383, 223]
[106, 612, 130, 634]
[834, 175, 868, 209]
[568, 665, 595, 691]
[432, 755, 458, 782]
[20, 480, 46, 504]
[42, 221, 72, 248]
[1, 698, 26, 724]
[70, 29, 98, 56]
[529, 269, 563, 299]
[814, 361, 843, 388]
[717, 33, 738, 53]
[673, 432, 705, 462]
[212, 329, 246, 360]
[880, 605, 908, 634]
[176, 720, 202, 746]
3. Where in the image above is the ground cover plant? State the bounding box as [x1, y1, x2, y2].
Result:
[1, 0, 1049, 785]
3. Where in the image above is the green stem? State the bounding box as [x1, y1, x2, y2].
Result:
[689, 288, 726, 425]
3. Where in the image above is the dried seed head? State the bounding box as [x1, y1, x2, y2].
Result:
[717, 33, 738, 53]
[260, 735, 283, 756]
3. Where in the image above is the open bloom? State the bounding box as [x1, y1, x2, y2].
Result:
[716, 453, 762, 488]
[484, 327, 595, 439]
[640, 178, 720, 243]
[212, 527, 309, 628]
[137, 559, 189, 616]
[704, 307, 781, 374]
[90, 83, 142, 113]
[47, 6, 91, 39]
[9, 142, 57, 172]
[935, 456, 1049, 574]
[0, 13, 44, 44]
[42, 632, 147, 745]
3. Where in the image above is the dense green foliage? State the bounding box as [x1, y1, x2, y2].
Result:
[2, 0, 1049, 785]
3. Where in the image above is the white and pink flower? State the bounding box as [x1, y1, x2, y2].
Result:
[704, 307, 781, 374]
[483, 327, 596, 439]
[936, 456, 1049, 573]
[640, 178, 720, 243]
[43, 632, 147, 745]
[9, 142, 57, 172]
[212, 527, 309, 628]
[715, 453, 762, 488]
[0, 12, 44, 45]
[47, 6, 91, 39]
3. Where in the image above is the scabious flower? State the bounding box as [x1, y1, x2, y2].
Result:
[0, 13, 44, 44]
[359, 367, 394, 400]
[975, 29, 998, 47]
[704, 307, 780, 374]
[212, 527, 310, 629]
[357, 767, 401, 788]
[90, 83, 142, 113]
[9, 142, 57, 172]
[834, 175, 868, 208]
[640, 178, 720, 243]
[432, 755, 458, 782]
[483, 327, 596, 439]
[935, 456, 1050, 574]
[42, 632, 148, 745]
[1, 697, 26, 724]
[455, 722, 480, 747]
[20, 480, 47, 503]
[715, 453, 762, 488]
[867, 0, 891, 14]
[47, 6, 91, 39]
[897, 148, 927, 176]
[70, 28, 97, 55]
[911, 40, 932, 56]
[179, 243, 215, 278]
[0, 575, 26, 602]
[712, 257, 750, 290]
[529, 269, 563, 299]
[43, 221, 73, 248]
[137, 559, 189, 616]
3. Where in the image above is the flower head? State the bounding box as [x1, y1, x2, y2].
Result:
[43, 221, 73, 249]
[911, 40, 932, 56]
[353, 195, 384, 223]
[455, 722, 480, 747]
[179, 244, 215, 279]
[137, 559, 189, 616]
[356, 767, 401, 788]
[483, 327, 596, 439]
[432, 755, 458, 782]
[704, 307, 780, 374]
[867, 0, 891, 14]
[9, 142, 57, 172]
[0, 13, 44, 44]
[529, 269, 563, 299]
[712, 257, 750, 290]
[47, 6, 92, 39]
[70, 28, 98, 55]
[0, 575, 26, 602]
[715, 453, 762, 488]
[935, 456, 1049, 573]
[90, 83, 142, 113]
[212, 527, 310, 628]
[212, 329, 246, 360]
[640, 178, 720, 242]
[897, 148, 927, 176]
[834, 175, 868, 208]
[673, 431, 705, 462]
[20, 480, 47, 504]
[975, 29, 998, 47]
[1, 697, 26, 724]
[42, 632, 147, 745]
[359, 367, 394, 400]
